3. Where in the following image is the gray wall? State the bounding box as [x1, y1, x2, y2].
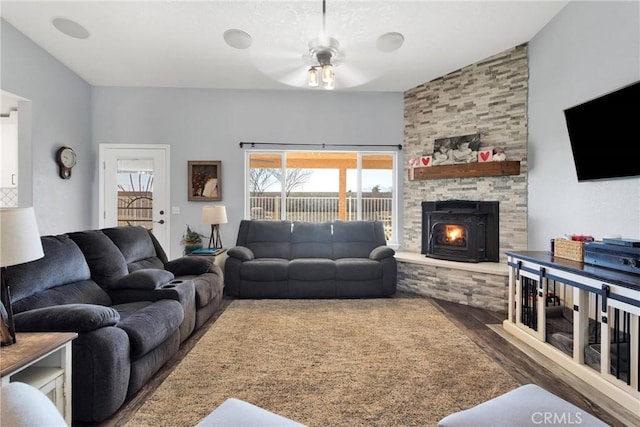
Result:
[1, 19, 93, 234]
[527, 1, 640, 250]
[91, 87, 404, 258]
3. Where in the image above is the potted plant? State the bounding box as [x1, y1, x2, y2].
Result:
[181, 225, 203, 254]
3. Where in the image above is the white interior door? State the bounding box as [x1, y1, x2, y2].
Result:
[99, 144, 170, 254]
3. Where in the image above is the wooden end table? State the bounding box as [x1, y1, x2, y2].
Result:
[1, 332, 77, 425]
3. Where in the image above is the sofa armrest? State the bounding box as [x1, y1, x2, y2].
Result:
[14, 304, 120, 332]
[113, 269, 175, 290]
[108, 279, 195, 305]
[165, 257, 214, 276]
[369, 246, 395, 261]
[227, 246, 255, 261]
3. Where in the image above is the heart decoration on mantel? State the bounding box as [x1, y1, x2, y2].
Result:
[478, 149, 493, 163]
[420, 156, 432, 167]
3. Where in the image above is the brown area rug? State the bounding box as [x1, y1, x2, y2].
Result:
[127, 298, 519, 427]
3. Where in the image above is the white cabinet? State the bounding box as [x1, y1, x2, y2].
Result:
[1, 111, 18, 188]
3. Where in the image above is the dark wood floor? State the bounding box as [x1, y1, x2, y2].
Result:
[95, 294, 636, 427]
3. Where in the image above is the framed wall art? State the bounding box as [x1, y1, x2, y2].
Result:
[432, 133, 481, 165]
[188, 161, 221, 201]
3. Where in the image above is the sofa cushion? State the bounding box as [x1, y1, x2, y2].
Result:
[291, 222, 333, 259]
[241, 259, 289, 281]
[335, 258, 382, 281]
[7, 235, 114, 314]
[68, 230, 129, 289]
[289, 258, 335, 281]
[113, 269, 175, 290]
[7, 235, 91, 301]
[332, 221, 386, 259]
[242, 221, 292, 259]
[12, 280, 113, 314]
[115, 299, 184, 359]
[102, 226, 164, 271]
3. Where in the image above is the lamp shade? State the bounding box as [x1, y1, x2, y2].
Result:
[0, 207, 44, 268]
[202, 205, 228, 225]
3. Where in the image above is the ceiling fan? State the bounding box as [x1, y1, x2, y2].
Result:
[246, 0, 404, 90]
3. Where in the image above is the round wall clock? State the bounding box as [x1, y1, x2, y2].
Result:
[56, 146, 77, 179]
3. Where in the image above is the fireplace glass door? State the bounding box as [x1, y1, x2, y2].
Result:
[426, 212, 487, 262]
[432, 223, 468, 250]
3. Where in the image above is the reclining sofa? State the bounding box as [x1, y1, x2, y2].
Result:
[5, 226, 224, 423]
[225, 220, 396, 298]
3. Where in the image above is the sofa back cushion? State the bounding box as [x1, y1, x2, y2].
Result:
[291, 222, 332, 259]
[332, 220, 387, 259]
[102, 226, 165, 272]
[68, 230, 129, 289]
[237, 220, 292, 259]
[7, 235, 112, 313]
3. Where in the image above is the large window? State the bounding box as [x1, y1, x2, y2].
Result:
[246, 151, 397, 242]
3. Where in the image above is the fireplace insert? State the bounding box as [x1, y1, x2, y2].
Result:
[422, 200, 499, 263]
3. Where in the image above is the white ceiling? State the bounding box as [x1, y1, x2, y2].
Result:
[0, 1, 568, 92]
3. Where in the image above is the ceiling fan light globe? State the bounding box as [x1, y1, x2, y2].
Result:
[321, 64, 334, 83]
[308, 68, 319, 87]
[323, 77, 335, 90]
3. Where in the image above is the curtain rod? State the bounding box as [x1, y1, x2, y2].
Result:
[239, 141, 403, 150]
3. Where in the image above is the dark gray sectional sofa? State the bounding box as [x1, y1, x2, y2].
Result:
[6, 226, 224, 423]
[225, 220, 397, 298]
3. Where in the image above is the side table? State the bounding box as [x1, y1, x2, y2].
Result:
[186, 248, 227, 269]
[1, 332, 77, 425]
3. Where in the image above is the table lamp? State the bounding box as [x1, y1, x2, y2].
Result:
[202, 205, 228, 249]
[0, 207, 44, 346]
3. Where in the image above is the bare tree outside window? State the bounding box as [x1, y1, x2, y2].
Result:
[250, 168, 312, 196]
[249, 168, 278, 196]
[273, 169, 312, 196]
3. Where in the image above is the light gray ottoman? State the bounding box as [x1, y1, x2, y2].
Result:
[437, 384, 609, 427]
[196, 398, 306, 427]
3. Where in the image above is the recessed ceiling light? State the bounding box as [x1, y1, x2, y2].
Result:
[223, 29, 252, 50]
[52, 17, 90, 39]
[376, 32, 404, 53]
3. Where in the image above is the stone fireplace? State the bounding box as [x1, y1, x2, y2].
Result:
[397, 45, 528, 311]
[422, 200, 499, 263]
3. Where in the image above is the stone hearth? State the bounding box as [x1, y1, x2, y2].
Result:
[395, 252, 508, 312]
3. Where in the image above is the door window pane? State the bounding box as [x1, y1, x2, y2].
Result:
[117, 159, 154, 229]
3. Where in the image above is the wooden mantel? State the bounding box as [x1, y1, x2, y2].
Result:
[409, 160, 520, 180]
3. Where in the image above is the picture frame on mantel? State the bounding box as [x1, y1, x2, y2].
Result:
[188, 161, 221, 201]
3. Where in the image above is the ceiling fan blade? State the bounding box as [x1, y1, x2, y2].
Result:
[245, 1, 405, 91]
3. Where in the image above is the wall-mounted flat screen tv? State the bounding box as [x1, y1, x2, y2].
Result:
[563, 81, 640, 182]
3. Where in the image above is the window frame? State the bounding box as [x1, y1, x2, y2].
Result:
[244, 149, 398, 243]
